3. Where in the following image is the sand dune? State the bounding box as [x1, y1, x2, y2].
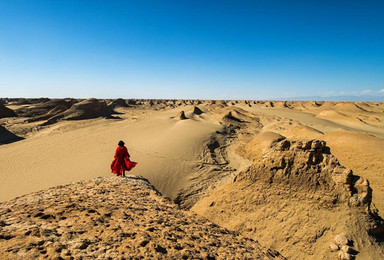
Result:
[0, 105, 223, 201]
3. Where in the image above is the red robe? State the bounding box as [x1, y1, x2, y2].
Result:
[111, 146, 137, 176]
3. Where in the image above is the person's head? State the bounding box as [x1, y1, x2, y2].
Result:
[118, 140, 125, 146]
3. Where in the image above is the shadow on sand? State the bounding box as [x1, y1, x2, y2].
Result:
[0, 126, 24, 145]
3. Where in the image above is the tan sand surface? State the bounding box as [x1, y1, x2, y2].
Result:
[0, 105, 222, 201]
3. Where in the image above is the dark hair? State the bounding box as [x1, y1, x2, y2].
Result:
[118, 140, 125, 146]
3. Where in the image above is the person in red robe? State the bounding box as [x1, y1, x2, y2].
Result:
[111, 140, 137, 177]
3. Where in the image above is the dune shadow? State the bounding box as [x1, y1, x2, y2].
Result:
[0, 126, 24, 145]
[107, 115, 123, 120]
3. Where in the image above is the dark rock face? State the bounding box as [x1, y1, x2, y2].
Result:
[126, 99, 137, 105]
[0, 126, 23, 144]
[192, 106, 203, 115]
[0, 104, 16, 119]
[177, 111, 188, 120]
[0, 176, 285, 259]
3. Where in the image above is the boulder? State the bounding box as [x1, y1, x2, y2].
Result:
[334, 234, 349, 246]
[329, 242, 339, 252]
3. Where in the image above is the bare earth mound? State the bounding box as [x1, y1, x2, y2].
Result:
[0, 176, 285, 259]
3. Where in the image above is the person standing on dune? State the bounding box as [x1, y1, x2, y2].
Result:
[111, 140, 137, 177]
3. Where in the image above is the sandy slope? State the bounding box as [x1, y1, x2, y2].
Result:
[0, 105, 222, 201]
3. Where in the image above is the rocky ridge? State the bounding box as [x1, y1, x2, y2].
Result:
[192, 136, 384, 259]
[0, 176, 285, 259]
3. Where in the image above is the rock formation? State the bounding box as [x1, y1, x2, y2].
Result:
[176, 111, 188, 120]
[193, 136, 384, 259]
[236, 139, 373, 207]
[16, 99, 74, 118]
[192, 106, 203, 115]
[41, 98, 112, 125]
[0, 104, 16, 118]
[108, 98, 129, 109]
[126, 99, 137, 105]
[0, 176, 285, 259]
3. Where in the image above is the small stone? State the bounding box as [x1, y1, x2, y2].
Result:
[329, 242, 339, 252]
[154, 245, 167, 254]
[341, 245, 353, 254]
[338, 251, 352, 260]
[139, 240, 149, 247]
[335, 234, 349, 246]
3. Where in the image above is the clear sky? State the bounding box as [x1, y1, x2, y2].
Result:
[0, 0, 383, 100]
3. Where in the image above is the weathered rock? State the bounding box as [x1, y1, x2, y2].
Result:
[329, 242, 339, 252]
[15, 99, 74, 118]
[335, 234, 349, 246]
[236, 139, 373, 208]
[42, 98, 112, 125]
[126, 99, 137, 105]
[0, 176, 285, 259]
[338, 251, 352, 260]
[177, 111, 188, 120]
[341, 245, 353, 254]
[108, 98, 129, 108]
[192, 106, 203, 115]
[62, 98, 110, 120]
[0, 104, 16, 118]
[222, 111, 243, 123]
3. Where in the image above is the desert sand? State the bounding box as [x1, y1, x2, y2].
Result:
[1, 98, 384, 259]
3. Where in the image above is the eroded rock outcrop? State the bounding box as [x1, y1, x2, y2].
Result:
[0, 176, 285, 259]
[61, 98, 110, 120]
[0, 104, 16, 118]
[42, 98, 112, 125]
[236, 139, 372, 208]
[193, 136, 384, 259]
[15, 99, 74, 118]
[176, 111, 187, 120]
[108, 98, 129, 109]
[192, 106, 203, 115]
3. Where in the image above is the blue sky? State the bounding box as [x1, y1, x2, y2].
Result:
[0, 0, 383, 100]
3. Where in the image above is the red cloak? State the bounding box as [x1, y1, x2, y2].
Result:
[111, 146, 137, 176]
